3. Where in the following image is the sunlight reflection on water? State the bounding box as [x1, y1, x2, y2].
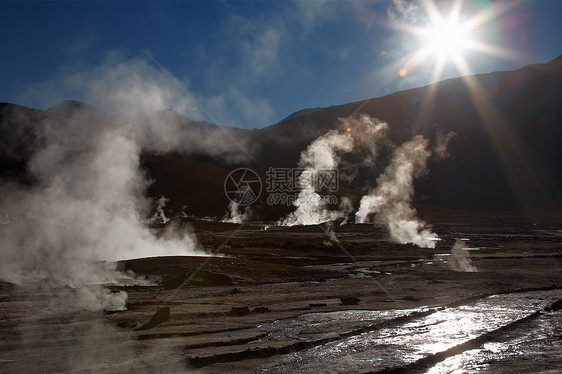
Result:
[259, 290, 560, 374]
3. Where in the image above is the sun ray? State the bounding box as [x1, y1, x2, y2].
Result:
[462, 0, 513, 34]
[384, 0, 554, 214]
[392, 0, 522, 86]
[453, 53, 554, 214]
[466, 40, 522, 61]
[412, 54, 445, 128]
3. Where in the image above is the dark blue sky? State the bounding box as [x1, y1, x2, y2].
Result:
[1, 0, 560, 128]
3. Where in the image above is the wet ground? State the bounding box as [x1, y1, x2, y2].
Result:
[0, 217, 560, 373]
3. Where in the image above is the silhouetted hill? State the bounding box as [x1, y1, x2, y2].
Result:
[0, 103, 49, 181]
[247, 55, 562, 215]
[1, 56, 561, 218]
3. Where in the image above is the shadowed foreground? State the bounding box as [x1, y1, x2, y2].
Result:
[0, 217, 560, 373]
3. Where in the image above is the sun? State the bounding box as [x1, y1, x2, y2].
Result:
[420, 14, 471, 60]
[369, 0, 520, 97]
[400, 2, 493, 82]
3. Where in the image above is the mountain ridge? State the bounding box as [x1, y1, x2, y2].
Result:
[1, 55, 561, 217]
[3, 55, 560, 131]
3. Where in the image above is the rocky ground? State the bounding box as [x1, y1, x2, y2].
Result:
[0, 217, 560, 373]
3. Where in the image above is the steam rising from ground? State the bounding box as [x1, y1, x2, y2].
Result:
[449, 240, 478, 272]
[434, 129, 457, 159]
[222, 201, 252, 224]
[148, 196, 171, 225]
[0, 57, 225, 311]
[0, 119, 202, 309]
[278, 113, 438, 249]
[279, 114, 387, 226]
[355, 135, 438, 248]
[279, 129, 353, 225]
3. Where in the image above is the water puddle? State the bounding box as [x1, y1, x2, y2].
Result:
[427, 308, 561, 373]
[258, 289, 561, 373]
[256, 309, 421, 342]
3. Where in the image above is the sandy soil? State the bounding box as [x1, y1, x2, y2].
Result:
[0, 217, 560, 373]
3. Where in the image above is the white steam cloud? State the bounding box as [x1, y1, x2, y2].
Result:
[278, 129, 353, 226]
[355, 135, 438, 248]
[148, 196, 171, 225]
[449, 240, 478, 272]
[20, 53, 253, 163]
[279, 114, 388, 226]
[434, 129, 457, 160]
[0, 56, 234, 311]
[276, 113, 441, 248]
[222, 201, 252, 224]
[338, 196, 354, 226]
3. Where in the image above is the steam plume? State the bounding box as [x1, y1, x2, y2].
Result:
[222, 201, 251, 224]
[355, 135, 438, 248]
[148, 196, 171, 225]
[338, 196, 354, 226]
[279, 114, 388, 226]
[434, 129, 457, 159]
[279, 129, 353, 225]
[0, 58, 220, 311]
[449, 240, 478, 272]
